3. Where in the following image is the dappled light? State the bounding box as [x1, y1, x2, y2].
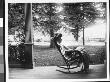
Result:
[8, 2, 107, 79]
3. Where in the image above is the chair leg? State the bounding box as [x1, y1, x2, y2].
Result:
[67, 65, 71, 73]
[65, 60, 71, 72]
[80, 63, 84, 72]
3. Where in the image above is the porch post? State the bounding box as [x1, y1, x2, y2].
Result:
[24, 3, 33, 69]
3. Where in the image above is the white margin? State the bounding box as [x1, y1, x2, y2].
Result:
[5, 0, 109, 82]
[106, 0, 109, 80]
[6, 0, 109, 3]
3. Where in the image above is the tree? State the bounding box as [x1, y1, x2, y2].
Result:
[32, 3, 63, 48]
[93, 2, 106, 20]
[63, 2, 106, 42]
[8, 3, 25, 42]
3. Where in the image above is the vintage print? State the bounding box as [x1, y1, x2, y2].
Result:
[8, 2, 108, 79]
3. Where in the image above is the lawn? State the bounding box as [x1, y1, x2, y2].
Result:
[33, 45, 106, 66]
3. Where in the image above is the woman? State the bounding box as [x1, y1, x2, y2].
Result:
[54, 33, 79, 60]
[54, 33, 89, 72]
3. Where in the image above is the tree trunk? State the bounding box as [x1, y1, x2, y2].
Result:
[50, 28, 55, 48]
[76, 28, 79, 41]
[48, 4, 55, 48]
[73, 25, 79, 42]
[83, 26, 85, 45]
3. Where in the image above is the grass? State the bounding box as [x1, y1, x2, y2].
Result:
[33, 46, 65, 66]
[33, 45, 106, 66]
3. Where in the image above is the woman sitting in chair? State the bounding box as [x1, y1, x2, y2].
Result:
[53, 33, 85, 60]
[53, 33, 89, 72]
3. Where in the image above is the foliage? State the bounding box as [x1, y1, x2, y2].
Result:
[8, 3, 25, 29]
[8, 3, 25, 42]
[8, 3, 106, 42]
[32, 3, 64, 35]
[93, 2, 106, 19]
[63, 2, 106, 40]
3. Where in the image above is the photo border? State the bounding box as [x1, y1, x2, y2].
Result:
[5, 0, 109, 82]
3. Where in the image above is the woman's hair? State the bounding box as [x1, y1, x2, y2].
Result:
[54, 33, 62, 42]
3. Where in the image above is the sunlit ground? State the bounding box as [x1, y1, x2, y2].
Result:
[33, 41, 105, 46]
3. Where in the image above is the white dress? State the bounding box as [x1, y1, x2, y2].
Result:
[57, 42, 86, 59]
[57, 42, 73, 60]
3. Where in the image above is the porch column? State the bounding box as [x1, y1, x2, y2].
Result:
[24, 3, 33, 69]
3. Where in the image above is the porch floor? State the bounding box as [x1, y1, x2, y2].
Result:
[9, 64, 107, 79]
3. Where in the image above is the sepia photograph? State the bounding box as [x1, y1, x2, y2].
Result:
[6, 0, 109, 81]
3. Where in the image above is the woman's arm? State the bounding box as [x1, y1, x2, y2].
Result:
[63, 45, 73, 51]
[63, 45, 69, 50]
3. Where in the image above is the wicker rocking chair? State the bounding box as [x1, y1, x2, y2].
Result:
[53, 33, 89, 73]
